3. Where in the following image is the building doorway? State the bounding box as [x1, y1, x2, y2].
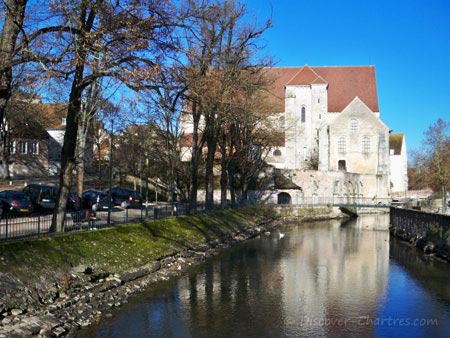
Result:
[278, 192, 292, 204]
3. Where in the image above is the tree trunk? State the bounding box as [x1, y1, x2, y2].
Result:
[220, 149, 227, 206]
[442, 186, 447, 212]
[204, 136, 216, 209]
[0, 0, 27, 124]
[0, 0, 27, 181]
[1, 155, 10, 180]
[76, 86, 93, 195]
[51, 63, 84, 232]
[0, 123, 11, 180]
[240, 179, 248, 204]
[76, 116, 86, 195]
[188, 104, 200, 213]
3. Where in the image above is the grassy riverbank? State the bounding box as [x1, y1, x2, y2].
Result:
[0, 205, 345, 337]
[0, 206, 276, 286]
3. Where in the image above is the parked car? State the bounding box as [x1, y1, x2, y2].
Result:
[110, 187, 143, 208]
[67, 192, 82, 211]
[0, 190, 34, 216]
[23, 184, 58, 211]
[82, 189, 110, 210]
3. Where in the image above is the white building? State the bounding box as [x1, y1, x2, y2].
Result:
[389, 133, 408, 193]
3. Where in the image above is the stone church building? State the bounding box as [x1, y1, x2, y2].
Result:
[261, 65, 399, 204]
[181, 65, 407, 204]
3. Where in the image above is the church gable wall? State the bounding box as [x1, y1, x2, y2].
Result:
[329, 98, 389, 175]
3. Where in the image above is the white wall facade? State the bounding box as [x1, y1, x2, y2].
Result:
[390, 136, 408, 193]
[283, 83, 328, 170]
[328, 97, 389, 175]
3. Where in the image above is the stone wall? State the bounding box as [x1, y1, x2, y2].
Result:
[288, 170, 390, 200]
[390, 207, 450, 261]
[273, 204, 345, 220]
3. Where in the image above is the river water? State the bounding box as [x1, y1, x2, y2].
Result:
[78, 214, 450, 338]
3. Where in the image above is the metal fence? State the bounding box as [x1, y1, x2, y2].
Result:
[0, 201, 254, 242]
[0, 197, 393, 242]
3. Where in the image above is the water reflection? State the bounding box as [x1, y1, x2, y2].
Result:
[278, 214, 390, 338]
[79, 214, 450, 338]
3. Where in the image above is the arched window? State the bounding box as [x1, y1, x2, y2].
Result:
[338, 137, 346, 154]
[349, 118, 358, 132]
[301, 107, 306, 123]
[273, 149, 282, 156]
[362, 136, 371, 154]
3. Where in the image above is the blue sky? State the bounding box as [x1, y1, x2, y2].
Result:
[244, 0, 450, 151]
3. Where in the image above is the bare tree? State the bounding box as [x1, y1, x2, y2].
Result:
[44, 0, 175, 232]
[146, 68, 187, 205]
[180, 0, 271, 210]
[412, 118, 450, 210]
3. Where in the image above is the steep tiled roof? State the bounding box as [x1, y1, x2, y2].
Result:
[263, 67, 300, 112]
[265, 65, 379, 113]
[6, 99, 49, 139]
[273, 169, 302, 190]
[286, 65, 327, 86]
[389, 133, 404, 155]
[35, 103, 67, 129]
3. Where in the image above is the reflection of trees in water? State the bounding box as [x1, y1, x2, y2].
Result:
[390, 238, 450, 303]
[182, 238, 288, 338]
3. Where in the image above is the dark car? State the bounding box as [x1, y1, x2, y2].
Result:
[82, 190, 110, 210]
[23, 184, 58, 211]
[110, 187, 143, 208]
[67, 192, 82, 211]
[0, 190, 33, 216]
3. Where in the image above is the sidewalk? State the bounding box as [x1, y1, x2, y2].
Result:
[0, 175, 101, 192]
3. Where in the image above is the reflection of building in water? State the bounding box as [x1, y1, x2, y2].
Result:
[174, 215, 390, 337]
[176, 244, 287, 337]
[280, 215, 390, 337]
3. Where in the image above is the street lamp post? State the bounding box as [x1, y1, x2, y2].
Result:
[155, 178, 158, 204]
[107, 119, 113, 226]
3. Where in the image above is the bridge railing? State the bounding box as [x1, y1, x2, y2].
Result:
[288, 196, 392, 206]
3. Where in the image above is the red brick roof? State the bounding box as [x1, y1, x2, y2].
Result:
[265, 65, 379, 113]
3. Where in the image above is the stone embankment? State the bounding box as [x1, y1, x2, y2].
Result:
[0, 205, 345, 337]
[0, 222, 277, 337]
[0, 223, 276, 337]
[390, 207, 450, 262]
